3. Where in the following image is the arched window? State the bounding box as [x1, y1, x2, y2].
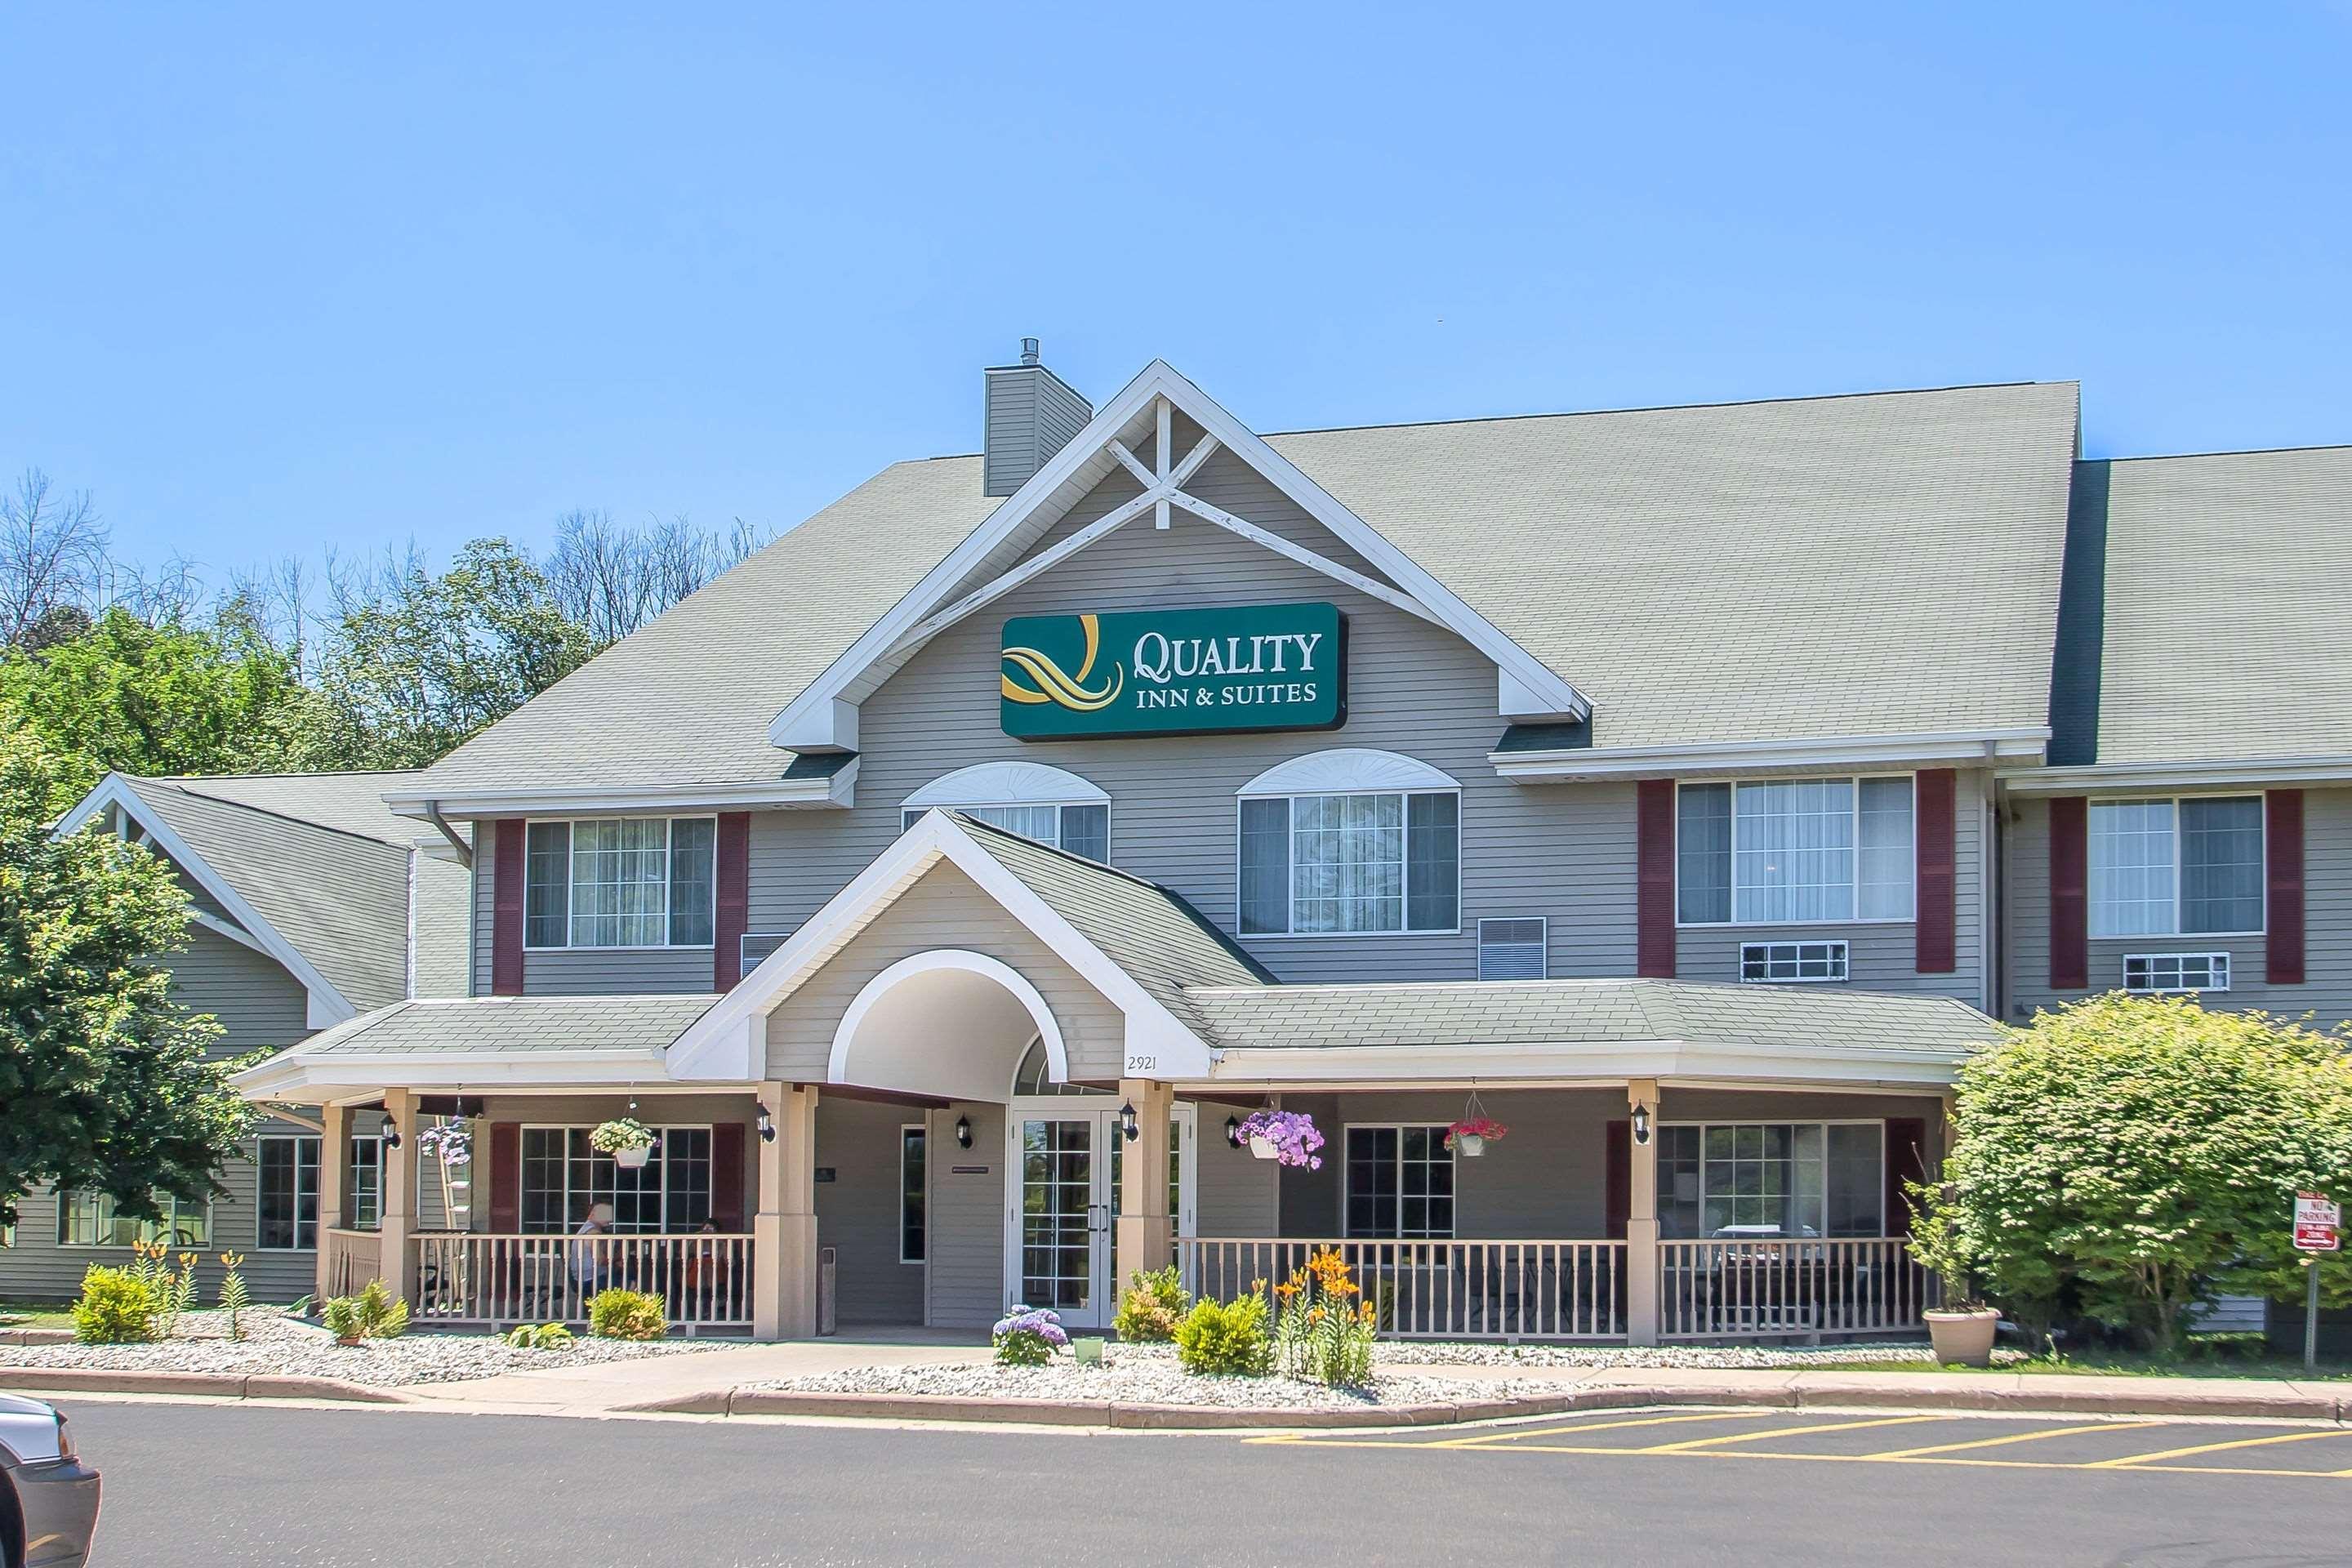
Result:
[1236, 748, 1461, 937]
[1010, 1036, 1104, 1098]
[900, 761, 1110, 862]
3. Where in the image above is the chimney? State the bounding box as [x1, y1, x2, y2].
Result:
[982, 337, 1093, 497]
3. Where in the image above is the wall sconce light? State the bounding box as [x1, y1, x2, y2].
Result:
[1119, 1101, 1139, 1143]
[955, 1115, 973, 1150]
[755, 1103, 776, 1144]
[381, 1124, 403, 1152]
[1225, 1115, 1241, 1147]
[1631, 1105, 1652, 1147]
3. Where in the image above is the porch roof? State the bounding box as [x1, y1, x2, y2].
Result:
[1182, 978, 2002, 1058]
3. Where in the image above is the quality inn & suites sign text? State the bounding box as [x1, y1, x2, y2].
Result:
[1000, 602, 1347, 740]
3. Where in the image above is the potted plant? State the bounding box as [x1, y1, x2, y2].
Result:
[590, 1117, 659, 1169]
[1445, 1116, 1508, 1157]
[1908, 1181, 2001, 1366]
[416, 1122, 472, 1169]
[1233, 1109, 1324, 1169]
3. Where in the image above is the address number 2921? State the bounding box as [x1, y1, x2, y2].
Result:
[1125, 1054, 1157, 1074]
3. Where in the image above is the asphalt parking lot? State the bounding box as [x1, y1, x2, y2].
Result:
[1253, 1406, 2352, 1481]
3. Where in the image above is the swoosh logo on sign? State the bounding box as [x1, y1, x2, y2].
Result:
[1002, 613, 1124, 711]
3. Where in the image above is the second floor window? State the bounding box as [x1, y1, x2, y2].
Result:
[525, 817, 715, 949]
[1677, 777, 1914, 924]
[900, 803, 1108, 861]
[2090, 796, 2263, 937]
[1238, 791, 1459, 935]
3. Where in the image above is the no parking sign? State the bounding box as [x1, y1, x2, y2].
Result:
[2294, 1192, 2340, 1253]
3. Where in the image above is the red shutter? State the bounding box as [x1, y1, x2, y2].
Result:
[2267, 790, 2305, 985]
[1884, 1117, 1927, 1238]
[713, 812, 751, 991]
[1604, 1120, 1631, 1239]
[1635, 780, 1676, 978]
[710, 1123, 746, 1232]
[2048, 796, 2088, 990]
[488, 1123, 521, 1232]
[1913, 770, 1958, 973]
[491, 821, 526, 996]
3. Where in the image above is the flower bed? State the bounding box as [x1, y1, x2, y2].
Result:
[756, 1343, 1548, 1411]
[0, 1307, 715, 1387]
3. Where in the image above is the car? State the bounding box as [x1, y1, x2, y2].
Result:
[0, 1394, 99, 1568]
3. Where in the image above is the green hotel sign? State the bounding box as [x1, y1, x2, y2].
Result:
[1000, 602, 1347, 741]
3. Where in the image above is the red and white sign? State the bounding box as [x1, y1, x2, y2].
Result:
[2295, 1192, 2340, 1253]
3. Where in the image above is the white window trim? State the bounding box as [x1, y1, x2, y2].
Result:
[899, 1123, 929, 1266]
[56, 1190, 212, 1250]
[255, 1133, 322, 1252]
[521, 815, 719, 952]
[1738, 938, 1851, 984]
[1340, 1122, 1457, 1241]
[2087, 794, 2267, 940]
[1236, 786, 1463, 940]
[518, 1121, 718, 1233]
[1675, 774, 1918, 929]
[348, 1134, 384, 1232]
[2121, 951, 2234, 994]
[1657, 1118, 1890, 1240]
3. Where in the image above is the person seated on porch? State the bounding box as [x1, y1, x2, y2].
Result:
[569, 1202, 617, 1295]
[682, 1219, 724, 1318]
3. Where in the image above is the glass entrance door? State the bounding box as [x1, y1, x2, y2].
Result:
[1008, 1107, 1196, 1331]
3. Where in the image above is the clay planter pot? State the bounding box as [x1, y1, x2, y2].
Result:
[1925, 1307, 2001, 1367]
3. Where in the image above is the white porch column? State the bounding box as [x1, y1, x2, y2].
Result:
[1115, 1079, 1176, 1300]
[754, 1081, 819, 1339]
[316, 1102, 349, 1303]
[1624, 1077, 1662, 1347]
[378, 1087, 416, 1307]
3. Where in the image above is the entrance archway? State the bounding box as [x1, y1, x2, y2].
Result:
[826, 950, 1066, 1102]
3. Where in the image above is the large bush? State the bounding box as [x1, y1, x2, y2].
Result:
[587, 1287, 666, 1341]
[1923, 994, 2352, 1351]
[1111, 1265, 1191, 1343]
[1174, 1293, 1272, 1376]
[72, 1266, 158, 1343]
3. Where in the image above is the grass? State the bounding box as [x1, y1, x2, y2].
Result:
[0, 1301, 76, 1330]
[1797, 1333, 2352, 1383]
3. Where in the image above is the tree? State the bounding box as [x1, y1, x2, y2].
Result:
[1925, 993, 2352, 1351]
[0, 606, 323, 801]
[542, 509, 763, 646]
[311, 538, 593, 768]
[0, 728, 255, 1230]
[0, 470, 109, 648]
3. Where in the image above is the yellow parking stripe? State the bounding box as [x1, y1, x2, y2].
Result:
[2087, 1430, 2350, 1468]
[1637, 1414, 1941, 1452]
[1436, 1410, 1770, 1448]
[1866, 1420, 2165, 1459]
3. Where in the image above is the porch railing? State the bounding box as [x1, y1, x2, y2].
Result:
[1179, 1238, 1628, 1341]
[1658, 1237, 1937, 1339]
[409, 1232, 755, 1332]
[322, 1227, 381, 1299]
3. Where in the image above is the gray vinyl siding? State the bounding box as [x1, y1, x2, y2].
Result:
[814, 1096, 924, 1325]
[1192, 1098, 1278, 1237]
[982, 364, 1092, 498]
[924, 1102, 1006, 1327]
[412, 850, 473, 999]
[2003, 786, 2352, 1028]
[168, 924, 315, 1062]
[761, 862, 1128, 1084]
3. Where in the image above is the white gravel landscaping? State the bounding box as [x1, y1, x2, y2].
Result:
[0, 1307, 719, 1387]
[758, 1343, 1552, 1410]
[1369, 1339, 2016, 1370]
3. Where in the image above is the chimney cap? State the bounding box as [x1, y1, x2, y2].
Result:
[1019, 336, 1040, 366]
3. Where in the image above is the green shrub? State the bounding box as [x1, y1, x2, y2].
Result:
[587, 1288, 666, 1340]
[323, 1296, 364, 1343]
[534, 1323, 575, 1348]
[1174, 1292, 1272, 1376]
[1924, 994, 2352, 1350]
[354, 1277, 408, 1339]
[72, 1266, 158, 1343]
[1112, 1265, 1191, 1343]
[504, 1324, 540, 1348]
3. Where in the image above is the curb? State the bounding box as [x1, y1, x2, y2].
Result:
[617, 1380, 2352, 1430]
[0, 1330, 74, 1348]
[0, 1367, 413, 1405]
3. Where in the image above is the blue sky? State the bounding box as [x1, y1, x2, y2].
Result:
[3, 4, 2345, 578]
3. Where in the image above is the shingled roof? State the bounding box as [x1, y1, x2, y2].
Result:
[408, 377, 2082, 796]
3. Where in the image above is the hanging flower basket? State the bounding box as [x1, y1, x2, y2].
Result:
[1446, 1117, 1508, 1156]
[1235, 1110, 1324, 1169]
[590, 1118, 658, 1169]
[415, 1122, 473, 1169]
